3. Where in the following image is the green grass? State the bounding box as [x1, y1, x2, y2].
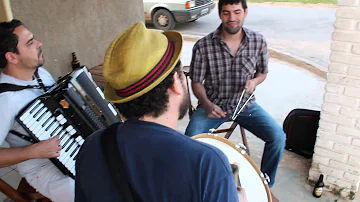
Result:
[247, 0, 336, 4]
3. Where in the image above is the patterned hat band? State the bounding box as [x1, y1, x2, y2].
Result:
[115, 40, 175, 97]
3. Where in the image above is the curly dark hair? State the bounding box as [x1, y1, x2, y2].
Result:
[0, 19, 23, 69]
[218, 0, 248, 14]
[114, 61, 184, 120]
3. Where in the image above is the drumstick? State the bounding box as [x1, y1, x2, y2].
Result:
[231, 164, 242, 187]
[232, 90, 245, 120]
[233, 91, 255, 120]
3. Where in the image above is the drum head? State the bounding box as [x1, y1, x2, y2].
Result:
[193, 134, 272, 202]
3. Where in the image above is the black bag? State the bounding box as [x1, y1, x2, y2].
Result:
[283, 109, 320, 158]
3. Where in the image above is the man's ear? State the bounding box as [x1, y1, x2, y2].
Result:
[4, 52, 19, 65]
[171, 72, 183, 95]
[244, 8, 248, 18]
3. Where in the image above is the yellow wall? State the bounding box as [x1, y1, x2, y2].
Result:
[10, 0, 144, 78]
[0, 0, 12, 21]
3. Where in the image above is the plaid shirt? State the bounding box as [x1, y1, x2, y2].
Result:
[189, 25, 269, 116]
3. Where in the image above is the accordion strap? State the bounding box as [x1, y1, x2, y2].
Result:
[34, 68, 49, 92]
[9, 130, 36, 143]
[0, 68, 51, 94]
[0, 83, 42, 94]
[101, 122, 143, 202]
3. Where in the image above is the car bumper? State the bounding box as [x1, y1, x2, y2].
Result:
[172, 3, 215, 23]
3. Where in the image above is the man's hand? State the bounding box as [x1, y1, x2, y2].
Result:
[204, 101, 226, 118]
[237, 186, 248, 202]
[28, 136, 62, 159]
[244, 79, 257, 94]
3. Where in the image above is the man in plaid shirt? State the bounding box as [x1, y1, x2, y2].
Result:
[185, 0, 284, 200]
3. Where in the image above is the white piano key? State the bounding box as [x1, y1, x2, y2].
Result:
[59, 140, 74, 163]
[69, 129, 76, 135]
[26, 108, 47, 128]
[59, 137, 71, 162]
[75, 136, 83, 143]
[29, 109, 48, 131]
[56, 114, 68, 125]
[62, 143, 78, 164]
[65, 125, 74, 132]
[65, 158, 75, 171]
[32, 112, 52, 133]
[37, 118, 56, 139]
[58, 147, 66, 160]
[60, 118, 67, 125]
[37, 132, 51, 141]
[56, 114, 65, 122]
[57, 131, 66, 139]
[61, 141, 77, 161]
[23, 103, 44, 125]
[62, 146, 78, 168]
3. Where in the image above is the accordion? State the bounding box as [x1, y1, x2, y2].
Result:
[15, 67, 121, 178]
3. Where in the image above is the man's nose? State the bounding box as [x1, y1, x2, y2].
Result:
[229, 13, 236, 21]
[36, 40, 43, 48]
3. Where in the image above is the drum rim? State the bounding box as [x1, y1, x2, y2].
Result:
[192, 133, 272, 202]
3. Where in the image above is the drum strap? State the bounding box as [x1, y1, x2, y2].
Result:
[101, 122, 143, 202]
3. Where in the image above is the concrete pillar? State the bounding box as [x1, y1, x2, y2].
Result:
[9, 0, 144, 79]
[0, 0, 12, 21]
[309, 0, 360, 200]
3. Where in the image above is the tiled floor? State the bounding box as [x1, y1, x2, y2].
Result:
[0, 142, 22, 202]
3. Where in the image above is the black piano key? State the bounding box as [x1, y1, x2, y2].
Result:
[59, 132, 67, 140]
[33, 107, 46, 118]
[45, 120, 56, 131]
[72, 147, 81, 160]
[65, 140, 76, 152]
[36, 109, 48, 121]
[42, 116, 52, 127]
[50, 126, 62, 137]
[62, 136, 73, 149]
[29, 102, 41, 114]
[70, 146, 80, 158]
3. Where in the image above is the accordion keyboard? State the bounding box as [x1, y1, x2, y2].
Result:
[15, 67, 121, 178]
[18, 97, 85, 178]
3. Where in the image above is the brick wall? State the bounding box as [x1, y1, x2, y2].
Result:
[309, 0, 360, 199]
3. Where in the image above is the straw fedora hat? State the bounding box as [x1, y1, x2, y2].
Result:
[103, 21, 183, 103]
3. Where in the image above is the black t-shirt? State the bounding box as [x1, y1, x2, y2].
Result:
[75, 120, 238, 202]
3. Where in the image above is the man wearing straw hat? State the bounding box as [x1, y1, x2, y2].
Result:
[75, 22, 247, 201]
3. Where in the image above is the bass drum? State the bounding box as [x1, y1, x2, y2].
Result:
[192, 133, 272, 202]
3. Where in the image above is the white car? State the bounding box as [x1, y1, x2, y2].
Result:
[144, 0, 215, 30]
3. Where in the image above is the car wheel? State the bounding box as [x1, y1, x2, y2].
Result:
[152, 9, 176, 31]
[189, 19, 197, 22]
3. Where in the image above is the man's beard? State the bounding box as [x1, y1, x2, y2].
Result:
[37, 49, 45, 67]
[223, 21, 242, 35]
[178, 83, 190, 120]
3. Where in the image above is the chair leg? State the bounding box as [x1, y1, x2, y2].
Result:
[240, 127, 250, 156]
[0, 179, 29, 202]
[224, 122, 237, 139]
